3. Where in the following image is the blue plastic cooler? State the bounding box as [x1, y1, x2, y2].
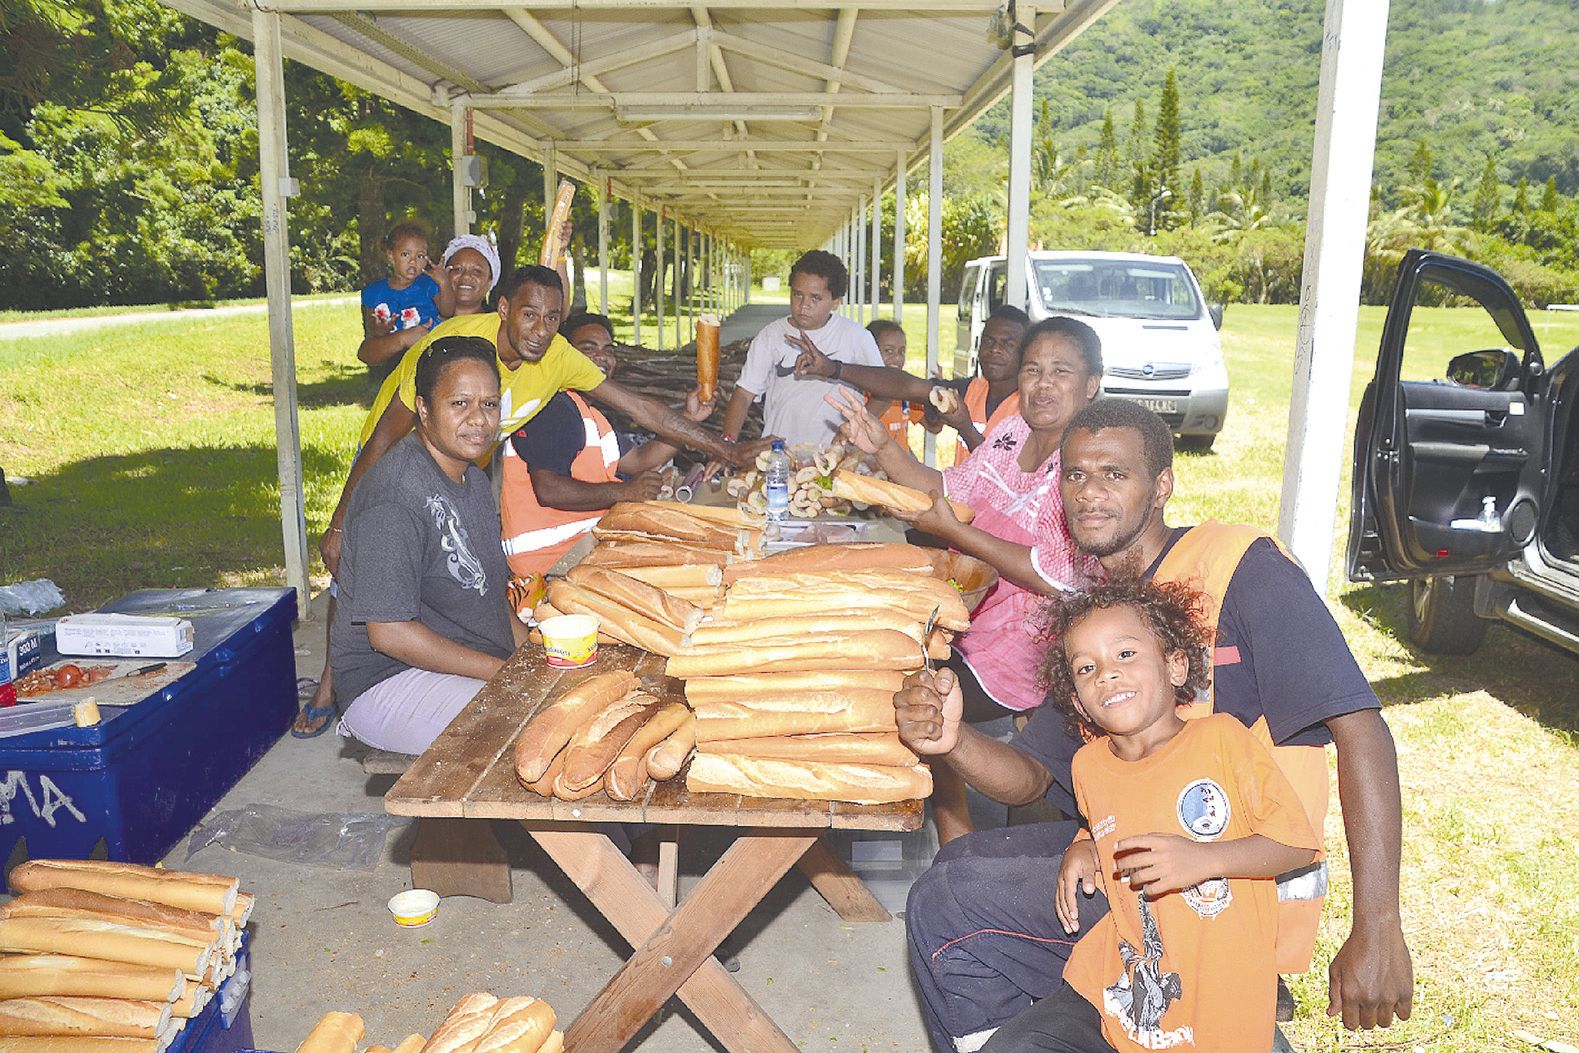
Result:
[0, 588, 296, 887]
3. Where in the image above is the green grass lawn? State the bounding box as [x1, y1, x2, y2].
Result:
[2, 291, 1578, 1047]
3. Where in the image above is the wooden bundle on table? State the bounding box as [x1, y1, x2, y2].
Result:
[0, 860, 255, 1051]
[512, 671, 693, 802]
[288, 990, 561, 1053]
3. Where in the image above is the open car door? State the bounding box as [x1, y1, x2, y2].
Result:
[1348, 251, 1549, 582]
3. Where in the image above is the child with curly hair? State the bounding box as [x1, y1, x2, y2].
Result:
[983, 580, 1321, 1053]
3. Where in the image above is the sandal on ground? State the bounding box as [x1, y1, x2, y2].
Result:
[291, 701, 336, 739]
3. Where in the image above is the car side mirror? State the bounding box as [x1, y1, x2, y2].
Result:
[1208, 303, 1224, 330]
[1446, 348, 1520, 390]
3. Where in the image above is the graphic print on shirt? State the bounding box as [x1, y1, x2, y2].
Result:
[425, 493, 487, 595]
[1103, 894, 1191, 1047]
[1176, 778, 1234, 919]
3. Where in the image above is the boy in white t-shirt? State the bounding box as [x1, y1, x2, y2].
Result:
[721, 250, 883, 447]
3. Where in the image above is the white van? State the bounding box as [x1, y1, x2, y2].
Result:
[956, 250, 1229, 448]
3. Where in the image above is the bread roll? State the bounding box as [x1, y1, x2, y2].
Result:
[691, 690, 900, 741]
[828, 470, 974, 523]
[0, 956, 183, 1002]
[0, 1039, 158, 1053]
[546, 582, 688, 656]
[565, 566, 703, 633]
[0, 996, 169, 1039]
[580, 541, 729, 570]
[644, 715, 696, 780]
[610, 564, 721, 590]
[606, 703, 692, 801]
[699, 732, 917, 767]
[684, 669, 906, 705]
[0, 890, 220, 944]
[0, 918, 208, 975]
[472, 996, 555, 1053]
[514, 671, 639, 784]
[7, 862, 237, 917]
[721, 543, 935, 582]
[688, 610, 937, 647]
[928, 385, 961, 415]
[666, 630, 932, 679]
[296, 1011, 364, 1053]
[421, 994, 497, 1053]
[721, 570, 970, 630]
[560, 691, 662, 791]
[392, 1035, 426, 1053]
[687, 753, 932, 804]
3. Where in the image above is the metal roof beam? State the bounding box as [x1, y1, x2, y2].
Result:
[465, 91, 962, 109]
[710, 26, 912, 97]
[493, 28, 699, 97]
[265, 1, 1010, 11]
[547, 138, 911, 152]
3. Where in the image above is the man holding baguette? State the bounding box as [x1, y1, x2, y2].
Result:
[896, 399, 1412, 1051]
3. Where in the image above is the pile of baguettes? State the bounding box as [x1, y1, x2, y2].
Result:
[0, 859, 253, 1052]
[512, 670, 693, 802]
[292, 991, 560, 1053]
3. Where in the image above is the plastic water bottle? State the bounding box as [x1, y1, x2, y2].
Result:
[764, 439, 791, 524]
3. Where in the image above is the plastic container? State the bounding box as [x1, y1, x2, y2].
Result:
[540, 614, 599, 668]
[388, 888, 441, 926]
[0, 589, 297, 890]
[166, 930, 254, 1053]
[764, 439, 791, 524]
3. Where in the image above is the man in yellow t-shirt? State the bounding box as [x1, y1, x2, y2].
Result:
[321, 264, 767, 578]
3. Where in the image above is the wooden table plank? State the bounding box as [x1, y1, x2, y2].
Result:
[528, 824, 798, 1053]
[796, 836, 891, 923]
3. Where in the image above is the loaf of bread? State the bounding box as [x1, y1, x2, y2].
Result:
[0, 918, 210, 975]
[698, 732, 917, 767]
[720, 542, 935, 582]
[593, 502, 755, 550]
[546, 581, 688, 656]
[691, 690, 900, 741]
[687, 610, 941, 647]
[514, 670, 639, 784]
[666, 630, 934, 679]
[606, 703, 692, 801]
[0, 889, 223, 945]
[580, 540, 730, 569]
[828, 470, 975, 523]
[683, 669, 906, 705]
[7, 862, 237, 917]
[644, 714, 696, 780]
[421, 994, 497, 1053]
[0, 1039, 159, 1053]
[392, 1035, 426, 1053]
[471, 995, 556, 1053]
[523, 748, 566, 798]
[686, 753, 932, 804]
[537, 1034, 563, 1053]
[560, 691, 662, 792]
[0, 996, 170, 1039]
[0, 956, 184, 1002]
[609, 564, 722, 590]
[549, 769, 604, 802]
[296, 1011, 365, 1053]
[720, 569, 970, 630]
[565, 565, 703, 633]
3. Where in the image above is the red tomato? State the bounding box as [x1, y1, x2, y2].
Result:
[54, 664, 84, 688]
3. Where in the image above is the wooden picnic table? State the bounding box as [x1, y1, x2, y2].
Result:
[385, 642, 923, 1053]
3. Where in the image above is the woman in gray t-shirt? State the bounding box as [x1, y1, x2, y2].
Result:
[333, 336, 528, 754]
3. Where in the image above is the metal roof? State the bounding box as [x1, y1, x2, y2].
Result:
[164, 0, 1122, 247]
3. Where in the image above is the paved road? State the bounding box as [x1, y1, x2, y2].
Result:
[0, 296, 356, 341]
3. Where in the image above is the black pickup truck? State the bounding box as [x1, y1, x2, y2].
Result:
[1349, 250, 1579, 655]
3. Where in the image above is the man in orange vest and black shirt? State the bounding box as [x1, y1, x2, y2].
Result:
[795, 305, 1029, 465]
[501, 312, 714, 609]
[896, 399, 1413, 1052]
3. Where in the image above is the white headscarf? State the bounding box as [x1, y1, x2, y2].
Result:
[441, 234, 502, 293]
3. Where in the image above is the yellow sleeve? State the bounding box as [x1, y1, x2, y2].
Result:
[550, 334, 608, 392]
[394, 328, 440, 411]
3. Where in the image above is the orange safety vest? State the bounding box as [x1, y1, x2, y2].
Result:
[1154, 521, 1330, 976]
[500, 390, 622, 578]
[878, 398, 926, 444]
[956, 376, 1021, 464]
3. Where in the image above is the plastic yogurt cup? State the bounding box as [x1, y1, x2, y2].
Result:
[387, 888, 440, 927]
[540, 613, 599, 668]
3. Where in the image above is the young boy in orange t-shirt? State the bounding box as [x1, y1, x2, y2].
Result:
[981, 581, 1320, 1053]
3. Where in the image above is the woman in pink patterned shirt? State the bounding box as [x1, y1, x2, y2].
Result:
[828, 317, 1105, 839]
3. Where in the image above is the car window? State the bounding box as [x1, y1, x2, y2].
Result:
[987, 265, 1006, 312]
[1032, 259, 1201, 321]
[957, 265, 979, 321]
[1399, 275, 1525, 386]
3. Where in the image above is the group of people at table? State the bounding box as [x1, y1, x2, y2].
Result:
[296, 229, 1413, 1053]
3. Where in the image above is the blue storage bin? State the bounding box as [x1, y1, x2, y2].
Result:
[0, 588, 296, 887]
[168, 930, 255, 1053]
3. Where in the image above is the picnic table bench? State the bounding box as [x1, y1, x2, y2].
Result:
[385, 642, 922, 1053]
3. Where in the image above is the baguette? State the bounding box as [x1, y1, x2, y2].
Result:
[698, 732, 917, 767]
[296, 1011, 365, 1053]
[666, 630, 933, 679]
[0, 957, 184, 1002]
[560, 691, 662, 792]
[472, 996, 555, 1053]
[0, 997, 169, 1040]
[691, 690, 900, 741]
[720, 542, 935, 582]
[0, 890, 221, 945]
[610, 564, 722, 590]
[628, 500, 759, 529]
[828, 470, 975, 523]
[227, 892, 255, 929]
[538, 1034, 563, 1053]
[546, 581, 688, 656]
[514, 671, 639, 784]
[0, 918, 209, 975]
[392, 1036, 426, 1053]
[593, 503, 743, 549]
[565, 566, 703, 633]
[684, 669, 907, 705]
[696, 316, 721, 402]
[721, 570, 970, 630]
[580, 541, 729, 569]
[644, 714, 696, 780]
[168, 989, 202, 1020]
[606, 703, 692, 801]
[523, 748, 566, 799]
[686, 753, 933, 804]
[550, 770, 605, 802]
[7, 862, 237, 917]
[0, 1040, 158, 1053]
[687, 610, 937, 647]
[421, 994, 497, 1053]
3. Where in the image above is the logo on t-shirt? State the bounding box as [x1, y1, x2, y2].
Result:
[425, 493, 487, 596]
[1176, 778, 1230, 839]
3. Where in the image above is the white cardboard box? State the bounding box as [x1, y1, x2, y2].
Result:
[55, 613, 195, 658]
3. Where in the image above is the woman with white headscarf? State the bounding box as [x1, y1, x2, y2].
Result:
[440, 234, 503, 315]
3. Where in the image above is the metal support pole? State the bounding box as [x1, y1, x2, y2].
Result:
[855, 202, 866, 324]
[871, 176, 883, 319]
[596, 174, 609, 314]
[656, 208, 666, 351]
[925, 106, 945, 467]
[449, 101, 471, 237]
[251, 8, 310, 621]
[894, 147, 907, 321]
[632, 199, 643, 346]
[1006, 4, 1035, 311]
[1278, 0, 1391, 592]
[673, 216, 683, 349]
